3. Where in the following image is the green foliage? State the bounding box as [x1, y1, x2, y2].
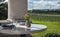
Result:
[0, 2, 8, 20]
[45, 32, 60, 37]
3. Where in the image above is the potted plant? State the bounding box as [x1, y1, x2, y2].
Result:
[24, 13, 31, 27]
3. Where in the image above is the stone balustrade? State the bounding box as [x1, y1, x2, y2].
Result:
[0, 20, 12, 24]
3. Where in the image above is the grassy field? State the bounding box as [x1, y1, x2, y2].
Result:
[29, 13, 60, 37]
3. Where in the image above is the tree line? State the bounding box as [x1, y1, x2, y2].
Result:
[28, 9, 60, 14]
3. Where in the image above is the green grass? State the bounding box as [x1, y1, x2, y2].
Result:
[29, 13, 60, 37]
[30, 13, 60, 22]
[32, 20, 60, 37]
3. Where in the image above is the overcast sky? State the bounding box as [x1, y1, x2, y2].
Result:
[28, 0, 60, 10]
[6, 0, 60, 10]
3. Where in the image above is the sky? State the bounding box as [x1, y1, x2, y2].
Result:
[5, 0, 60, 10]
[28, 0, 60, 10]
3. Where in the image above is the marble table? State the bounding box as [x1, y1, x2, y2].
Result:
[13, 24, 47, 34]
[0, 24, 47, 37]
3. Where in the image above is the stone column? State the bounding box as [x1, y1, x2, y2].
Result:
[8, 0, 27, 21]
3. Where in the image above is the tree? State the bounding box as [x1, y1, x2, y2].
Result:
[0, 2, 8, 20]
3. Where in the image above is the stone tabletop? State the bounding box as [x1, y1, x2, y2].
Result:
[0, 24, 47, 34]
